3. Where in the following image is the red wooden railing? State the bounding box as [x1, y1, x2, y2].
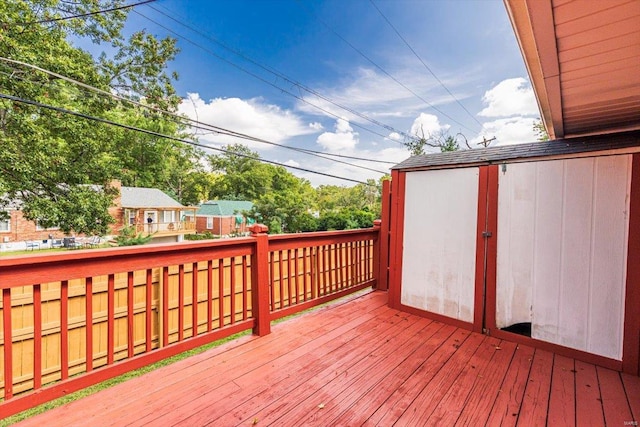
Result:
[0, 225, 380, 417]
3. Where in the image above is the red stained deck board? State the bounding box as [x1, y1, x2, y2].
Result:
[23, 291, 386, 427]
[375, 331, 483, 426]
[598, 366, 634, 426]
[258, 318, 441, 427]
[516, 349, 554, 427]
[118, 300, 395, 426]
[455, 340, 518, 426]
[395, 334, 493, 426]
[575, 360, 606, 427]
[622, 372, 640, 421]
[174, 307, 417, 425]
[424, 335, 504, 425]
[330, 323, 457, 427]
[547, 354, 576, 426]
[12, 290, 640, 427]
[485, 344, 535, 427]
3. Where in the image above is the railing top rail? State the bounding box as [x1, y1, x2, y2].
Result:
[0, 238, 256, 289]
[267, 227, 379, 250]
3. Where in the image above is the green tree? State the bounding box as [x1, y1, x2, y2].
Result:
[533, 119, 550, 141]
[0, 0, 194, 234]
[405, 127, 467, 156]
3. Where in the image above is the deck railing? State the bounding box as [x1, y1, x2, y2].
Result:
[0, 224, 380, 417]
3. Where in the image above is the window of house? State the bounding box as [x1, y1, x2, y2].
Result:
[0, 216, 9, 232]
[36, 221, 59, 231]
[128, 210, 136, 225]
[206, 217, 213, 229]
[163, 211, 175, 223]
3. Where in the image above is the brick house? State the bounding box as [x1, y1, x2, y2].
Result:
[0, 182, 197, 251]
[195, 200, 254, 237]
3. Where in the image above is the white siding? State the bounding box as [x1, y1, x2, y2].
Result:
[496, 155, 630, 360]
[401, 168, 479, 323]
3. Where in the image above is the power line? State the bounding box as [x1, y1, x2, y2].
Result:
[19, 0, 157, 26]
[369, 0, 485, 131]
[0, 57, 393, 173]
[139, 4, 413, 144]
[296, 0, 480, 136]
[0, 92, 373, 186]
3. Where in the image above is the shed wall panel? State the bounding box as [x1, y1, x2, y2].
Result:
[401, 168, 479, 322]
[496, 155, 630, 360]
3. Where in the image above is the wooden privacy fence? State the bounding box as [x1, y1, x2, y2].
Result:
[0, 225, 380, 417]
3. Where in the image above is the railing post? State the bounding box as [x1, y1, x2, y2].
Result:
[250, 224, 271, 336]
[377, 179, 391, 291]
[373, 219, 382, 289]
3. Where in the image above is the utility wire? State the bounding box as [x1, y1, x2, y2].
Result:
[0, 93, 372, 185]
[18, 0, 157, 26]
[297, 0, 479, 135]
[0, 57, 394, 173]
[140, 5, 413, 144]
[369, 0, 484, 131]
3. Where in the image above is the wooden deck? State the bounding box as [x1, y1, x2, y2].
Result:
[16, 291, 640, 426]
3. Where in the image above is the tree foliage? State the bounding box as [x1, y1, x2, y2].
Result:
[0, 0, 200, 235]
[405, 127, 468, 156]
[533, 119, 550, 141]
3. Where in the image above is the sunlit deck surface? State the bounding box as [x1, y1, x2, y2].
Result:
[18, 291, 640, 426]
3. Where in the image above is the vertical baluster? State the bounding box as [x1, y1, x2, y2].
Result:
[2, 288, 13, 400]
[242, 256, 248, 320]
[338, 243, 344, 290]
[294, 248, 300, 304]
[145, 269, 152, 352]
[218, 258, 224, 329]
[61, 280, 69, 379]
[162, 267, 169, 347]
[278, 250, 284, 308]
[85, 278, 93, 372]
[311, 247, 317, 300]
[207, 260, 213, 332]
[33, 284, 42, 388]
[127, 272, 134, 358]
[107, 275, 115, 364]
[192, 262, 199, 337]
[178, 264, 184, 341]
[230, 256, 236, 325]
[287, 249, 293, 305]
[269, 251, 275, 311]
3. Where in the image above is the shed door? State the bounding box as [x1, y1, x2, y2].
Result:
[401, 168, 479, 324]
[495, 155, 631, 360]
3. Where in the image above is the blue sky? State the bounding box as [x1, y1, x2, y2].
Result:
[118, 0, 541, 186]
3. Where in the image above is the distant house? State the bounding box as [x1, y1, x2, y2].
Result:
[0, 181, 197, 251]
[110, 181, 197, 244]
[195, 200, 254, 237]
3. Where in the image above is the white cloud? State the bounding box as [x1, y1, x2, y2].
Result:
[178, 93, 316, 149]
[296, 67, 456, 123]
[409, 113, 450, 138]
[285, 159, 300, 168]
[471, 116, 538, 146]
[309, 122, 324, 131]
[478, 78, 539, 117]
[316, 118, 359, 152]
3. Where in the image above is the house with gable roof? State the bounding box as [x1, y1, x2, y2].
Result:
[195, 200, 254, 237]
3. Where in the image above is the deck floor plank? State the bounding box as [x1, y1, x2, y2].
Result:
[575, 360, 605, 427]
[455, 339, 518, 426]
[516, 349, 554, 426]
[329, 323, 457, 427]
[598, 366, 634, 426]
[547, 354, 576, 426]
[13, 290, 640, 427]
[203, 311, 427, 426]
[265, 318, 441, 427]
[621, 372, 640, 422]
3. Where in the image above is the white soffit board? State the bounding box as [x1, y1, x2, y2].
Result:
[401, 168, 479, 323]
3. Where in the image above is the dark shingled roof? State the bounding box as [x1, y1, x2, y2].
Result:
[393, 130, 640, 171]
